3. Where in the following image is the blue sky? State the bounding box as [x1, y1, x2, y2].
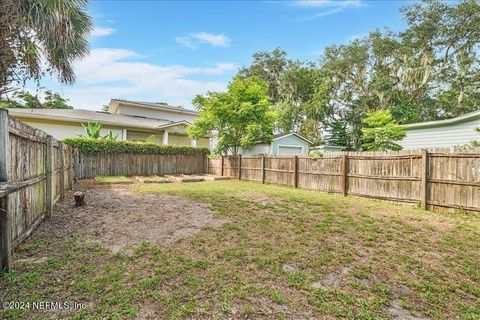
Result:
[39, 0, 409, 111]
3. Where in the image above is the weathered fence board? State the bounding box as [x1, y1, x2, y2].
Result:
[75, 153, 207, 178]
[264, 157, 295, 186]
[298, 156, 343, 192]
[0, 111, 75, 271]
[208, 158, 223, 176]
[222, 156, 239, 178]
[209, 150, 480, 212]
[428, 152, 480, 211]
[346, 151, 422, 203]
[240, 156, 262, 182]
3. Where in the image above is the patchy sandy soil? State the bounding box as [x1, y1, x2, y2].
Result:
[54, 182, 225, 253]
[237, 191, 280, 206]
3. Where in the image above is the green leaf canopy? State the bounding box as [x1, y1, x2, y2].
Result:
[188, 76, 276, 155]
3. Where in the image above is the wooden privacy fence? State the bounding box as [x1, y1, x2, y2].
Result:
[75, 152, 207, 178]
[0, 110, 209, 271]
[209, 150, 480, 212]
[0, 110, 75, 271]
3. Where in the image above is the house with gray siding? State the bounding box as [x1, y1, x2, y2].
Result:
[399, 110, 480, 149]
[241, 133, 311, 155]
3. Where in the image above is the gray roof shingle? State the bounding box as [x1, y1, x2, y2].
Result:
[8, 108, 172, 129]
[111, 99, 198, 114]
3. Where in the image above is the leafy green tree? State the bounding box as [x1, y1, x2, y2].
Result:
[242, 49, 327, 142]
[43, 91, 73, 109]
[361, 110, 406, 151]
[0, 0, 92, 97]
[0, 91, 42, 109]
[188, 76, 275, 155]
[226, 0, 480, 151]
[314, 0, 480, 149]
[239, 48, 290, 104]
[0, 90, 72, 109]
[324, 119, 351, 149]
[276, 62, 323, 139]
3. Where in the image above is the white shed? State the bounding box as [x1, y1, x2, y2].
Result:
[400, 110, 480, 149]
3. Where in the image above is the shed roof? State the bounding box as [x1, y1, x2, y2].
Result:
[273, 132, 312, 144]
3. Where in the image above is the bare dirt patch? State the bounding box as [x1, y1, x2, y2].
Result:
[322, 266, 351, 288]
[237, 191, 280, 206]
[387, 285, 429, 320]
[54, 182, 225, 253]
[387, 299, 429, 320]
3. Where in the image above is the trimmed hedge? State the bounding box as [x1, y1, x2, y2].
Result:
[63, 137, 210, 155]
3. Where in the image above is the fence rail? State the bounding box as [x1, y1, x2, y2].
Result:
[209, 150, 480, 213]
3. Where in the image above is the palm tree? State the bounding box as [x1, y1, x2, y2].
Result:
[0, 0, 92, 97]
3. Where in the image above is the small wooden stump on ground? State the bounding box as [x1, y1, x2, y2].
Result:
[74, 191, 86, 207]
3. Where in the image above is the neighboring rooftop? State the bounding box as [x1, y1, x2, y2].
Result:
[109, 99, 199, 115]
[405, 110, 480, 129]
[272, 132, 312, 144]
[8, 108, 172, 130]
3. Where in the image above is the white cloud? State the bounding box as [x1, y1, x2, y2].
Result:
[60, 48, 237, 110]
[290, 0, 362, 19]
[295, 0, 361, 7]
[91, 27, 116, 37]
[191, 32, 231, 47]
[175, 36, 197, 49]
[176, 32, 232, 49]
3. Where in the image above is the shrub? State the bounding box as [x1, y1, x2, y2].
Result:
[63, 137, 209, 155]
[309, 150, 324, 158]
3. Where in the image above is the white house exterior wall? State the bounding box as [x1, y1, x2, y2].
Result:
[400, 118, 480, 149]
[17, 119, 124, 141]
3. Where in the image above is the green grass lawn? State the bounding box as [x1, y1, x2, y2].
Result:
[95, 175, 131, 183]
[1, 181, 479, 319]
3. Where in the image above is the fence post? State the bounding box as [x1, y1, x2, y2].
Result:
[341, 153, 348, 196]
[0, 109, 9, 182]
[59, 142, 65, 200]
[46, 135, 54, 219]
[421, 149, 429, 210]
[261, 155, 266, 184]
[204, 153, 208, 174]
[238, 154, 242, 180]
[221, 156, 224, 177]
[293, 155, 298, 188]
[0, 109, 11, 271]
[75, 149, 81, 181]
[68, 148, 74, 190]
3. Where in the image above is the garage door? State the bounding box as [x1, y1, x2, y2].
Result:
[278, 146, 303, 155]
